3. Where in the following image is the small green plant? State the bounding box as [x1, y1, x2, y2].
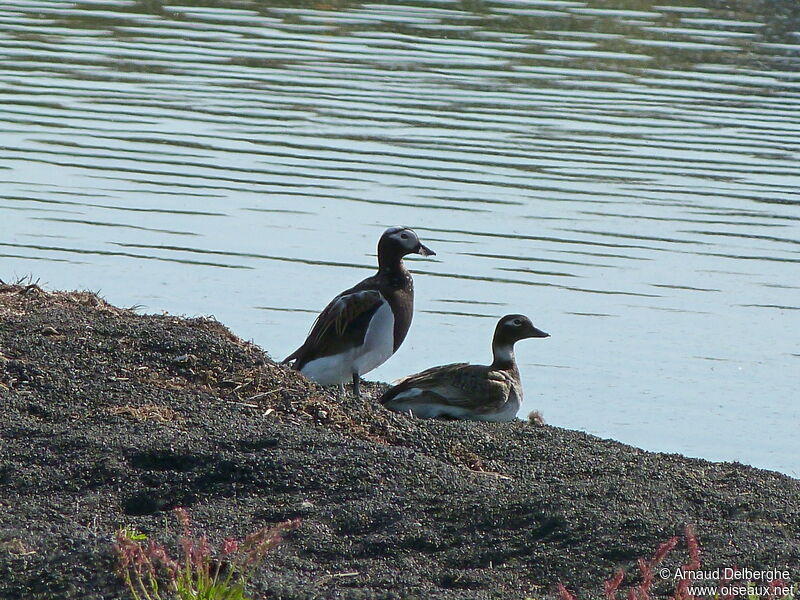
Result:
[121, 526, 148, 542]
[114, 507, 300, 600]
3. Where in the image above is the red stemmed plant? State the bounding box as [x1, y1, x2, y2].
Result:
[558, 526, 792, 600]
[114, 507, 300, 600]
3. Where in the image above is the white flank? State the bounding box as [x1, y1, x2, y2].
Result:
[300, 351, 356, 386]
[353, 300, 395, 375]
[386, 384, 522, 422]
[301, 300, 395, 385]
[479, 398, 521, 422]
[386, 392, 473, 420]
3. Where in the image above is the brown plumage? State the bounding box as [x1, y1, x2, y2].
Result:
[379, 314, 549, 421]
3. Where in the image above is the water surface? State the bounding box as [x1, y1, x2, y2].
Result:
[2, 0, 799, 475]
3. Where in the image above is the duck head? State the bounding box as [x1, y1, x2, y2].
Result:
[492, 314, 548, 368]
[378, 226, 435, 267]
[495, 314, 549, 343]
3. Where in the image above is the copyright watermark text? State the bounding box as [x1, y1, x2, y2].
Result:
[660, 568, 791, 581]
[658, 568, 796, 598]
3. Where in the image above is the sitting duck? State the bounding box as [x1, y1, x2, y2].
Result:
[379, 314, 548, 421]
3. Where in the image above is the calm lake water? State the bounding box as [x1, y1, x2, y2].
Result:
[1, 0, 798, 476]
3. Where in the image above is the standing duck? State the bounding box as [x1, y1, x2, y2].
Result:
[379, 314, 548, 421]
[283, 226, 435, 397]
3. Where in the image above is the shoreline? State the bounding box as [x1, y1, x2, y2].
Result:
[1, 283, 798, 599]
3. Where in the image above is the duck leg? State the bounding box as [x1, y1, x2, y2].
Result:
[352, 372, 361, 398]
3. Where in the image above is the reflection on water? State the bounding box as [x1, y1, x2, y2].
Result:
[1, 0, 799, 475]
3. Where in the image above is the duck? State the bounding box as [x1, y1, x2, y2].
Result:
[283, 226, 435, 397]
[379, 314, 548, 421]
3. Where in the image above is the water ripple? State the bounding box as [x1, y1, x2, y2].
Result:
[1, 0, 799, 475]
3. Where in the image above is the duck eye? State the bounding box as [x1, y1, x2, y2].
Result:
[400, 233, 409, 240]
[513, 319, 522, 326]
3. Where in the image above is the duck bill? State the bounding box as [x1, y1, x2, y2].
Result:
[416, 243, 435, 257]
[527, 325, 549, 339]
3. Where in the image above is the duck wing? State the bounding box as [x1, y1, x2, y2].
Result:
[283, 288, 384, 367]
[380, 363, 512, 411]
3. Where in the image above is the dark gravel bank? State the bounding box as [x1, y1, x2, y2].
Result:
[0, 284, 798, 600]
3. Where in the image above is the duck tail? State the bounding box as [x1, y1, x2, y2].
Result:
[281, 348, 301, 367]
